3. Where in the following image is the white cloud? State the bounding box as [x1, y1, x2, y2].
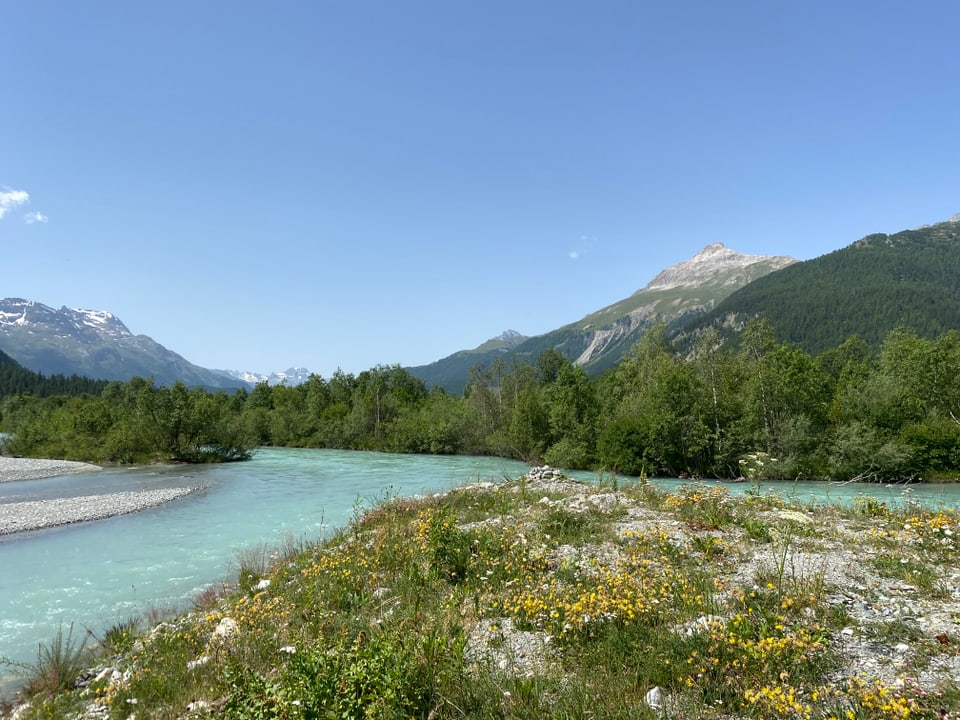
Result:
[25, 211, 48, 224]
[568, 234, 596, 261]
[0, 189, 30, 219]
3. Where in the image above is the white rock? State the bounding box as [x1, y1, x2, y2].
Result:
[254, 578, 271, 591]
[644, 686, 663, 709]
[187, 655, 211, 670]
[211, 617, 239, 642]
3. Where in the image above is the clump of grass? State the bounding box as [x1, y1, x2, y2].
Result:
[663, 483, 736, 529]
[233, 542, 273, 592]
[1, 623, 92, 696]
[99, 616, 141, 656]
[870, 553, 945, 596]
[537, 505, 610, 545]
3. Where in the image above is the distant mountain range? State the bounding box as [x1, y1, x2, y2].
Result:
[408, 243, 796, 392]
[0, 299, 305, 390]
[219, 367, 314, 387]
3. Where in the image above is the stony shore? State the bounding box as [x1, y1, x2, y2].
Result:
[0, 457, 198, 535]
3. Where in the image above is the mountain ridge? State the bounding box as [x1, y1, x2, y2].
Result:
[407, 243, 796, 391]
[682, 217, 960, 354]
[0, 298, 246, 390]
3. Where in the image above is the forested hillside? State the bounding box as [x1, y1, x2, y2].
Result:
[0, 346, 109, 397]
[691, 219, 960, 354]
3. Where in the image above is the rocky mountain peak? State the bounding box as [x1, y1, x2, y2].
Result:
[641, 243, 796, 292]
[0, 298, 133, 341]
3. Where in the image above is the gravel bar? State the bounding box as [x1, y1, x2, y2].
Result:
[0, 457, 102, 483]
[0, 487, 199, 535]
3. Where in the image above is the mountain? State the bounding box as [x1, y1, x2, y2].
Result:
[406, 330, 530, 393]
[682, 217, 960, 355]
[408, 244, 795, 392]
[0, 298, 246, 390]
[220, 367, 314, 387]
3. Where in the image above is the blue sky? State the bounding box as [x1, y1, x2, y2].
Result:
[2, 2, 957, 377]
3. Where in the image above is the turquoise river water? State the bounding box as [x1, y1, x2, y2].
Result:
[2, 447, 959, 696]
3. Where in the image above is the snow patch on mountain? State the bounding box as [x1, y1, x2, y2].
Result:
[0, 298, 133, 340]
[220, 367, 314, 387]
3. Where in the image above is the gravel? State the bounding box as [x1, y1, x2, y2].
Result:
[0, 456, 199, 535]
[0, 487, 200, 535]
[0, 456, 102, 483]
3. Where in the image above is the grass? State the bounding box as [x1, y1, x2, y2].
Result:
[3, 473, 959, 719]
[0, 622, 93, 717]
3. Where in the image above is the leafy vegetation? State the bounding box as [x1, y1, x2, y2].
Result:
[4, 474, 958, 718]
[5, 321, 960, 480]
[0, 377, 254, 463]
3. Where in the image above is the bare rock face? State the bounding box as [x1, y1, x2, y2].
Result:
[642, 243, 796, 292]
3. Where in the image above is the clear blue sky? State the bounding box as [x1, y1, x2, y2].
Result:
[2, 2, 957, 377]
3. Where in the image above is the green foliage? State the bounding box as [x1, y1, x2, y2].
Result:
[0, 348, 109, 399]
[426, 506, 475, 583]
[278, 632, 430, 720]
[6, 313, 960, 482]
[596, 416, 649, 476]
[1, 377, 254, 464]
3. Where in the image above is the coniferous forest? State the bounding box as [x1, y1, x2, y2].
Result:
[3, 321, 960, 482]
[695, 221, 960, 355]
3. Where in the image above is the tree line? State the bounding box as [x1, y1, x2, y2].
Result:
[0, 347, 109, 397]
[3, 321, 960, 481]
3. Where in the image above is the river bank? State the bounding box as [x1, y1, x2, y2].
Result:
[4, 466, 959, 719]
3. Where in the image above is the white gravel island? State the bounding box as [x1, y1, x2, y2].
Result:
[0, 457, 199, 535]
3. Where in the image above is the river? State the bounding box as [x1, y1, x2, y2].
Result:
[2, 447, 958, 696]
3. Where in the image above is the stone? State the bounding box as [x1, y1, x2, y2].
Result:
[187, 655, 210, 670]
[211, 617, 239, 643]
